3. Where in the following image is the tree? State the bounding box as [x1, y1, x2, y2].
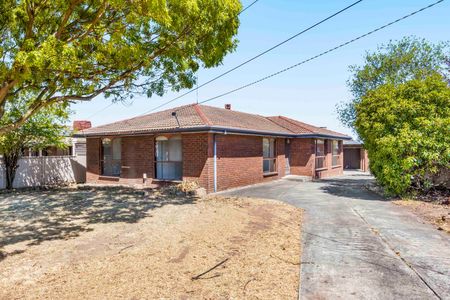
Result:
[0, 99, 69, 189]
[337, 37, 449, 130]
[447, 59, 450, 82]
[0, 0, 241, 134]
[355, 73, 450, 196]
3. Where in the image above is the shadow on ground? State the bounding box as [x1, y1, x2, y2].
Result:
[0, 187, 195, 259]
[318, 173, 385, 201]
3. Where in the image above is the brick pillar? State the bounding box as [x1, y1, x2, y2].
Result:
[86, 138, 101, 182]
[182, 133, 211, 191]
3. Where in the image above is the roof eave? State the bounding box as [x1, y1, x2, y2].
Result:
[77, 126, 351, 140]
[78, 126, 292, 138]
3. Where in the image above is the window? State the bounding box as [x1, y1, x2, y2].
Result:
[315, 139, 326, 169]
[101, 138, 121, 176]
[263, 138, 276, 173]
[155, 136, 182, 180]
[74, 143, 86, 156]
[332, 140, 341, 166]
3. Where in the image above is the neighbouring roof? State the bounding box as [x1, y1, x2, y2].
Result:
[343, 139, 363, 146]
[80, 104, 350, 139]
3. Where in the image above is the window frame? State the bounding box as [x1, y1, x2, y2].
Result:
[263, 137, 277, 174]
[315, 139, 326, 170]
[332, 140, 341, 167]
[155, 135, 183, 180]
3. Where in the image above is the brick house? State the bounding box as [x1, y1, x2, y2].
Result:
[80, 104, 350, 192]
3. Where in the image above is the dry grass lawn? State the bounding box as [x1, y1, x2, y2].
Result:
[393, 199, 450, 233]
[0, 187, 302, 299]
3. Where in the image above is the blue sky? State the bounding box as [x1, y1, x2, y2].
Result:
[70, 0, 449, 137]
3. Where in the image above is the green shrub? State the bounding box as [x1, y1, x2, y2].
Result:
[355, 73, 450, 195]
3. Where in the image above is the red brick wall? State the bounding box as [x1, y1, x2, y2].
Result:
[289, 138, 315, 177]
[86, 138, 100, 182]
[85, 133, 344, 191]
[275, 138, 286, 179]
[288, 138, 345, 178]
[86, 135, 155, 185]
[214, 135, 285, 192]
[315, 139, 343, 178]
[182, 133, 213, 191]
[215, 135, 261, 191]
[121, 136, 154, 180]
[86, 134, 215, 189]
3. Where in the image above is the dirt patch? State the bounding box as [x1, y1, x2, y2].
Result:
[393, 200, 450, 233]
[0, 189, 302, 299]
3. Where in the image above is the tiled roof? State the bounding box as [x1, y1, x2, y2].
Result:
[199, 105, 290, 134]
[81, 105, 205, 135]
[343, 139, 362, 145]
[267, 116, 350, 138]
[82, 104, 350, 139]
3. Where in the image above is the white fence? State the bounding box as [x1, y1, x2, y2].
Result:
[0, 156, 86, 189]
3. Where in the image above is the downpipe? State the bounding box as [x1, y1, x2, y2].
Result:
[213, 133, 217, 193]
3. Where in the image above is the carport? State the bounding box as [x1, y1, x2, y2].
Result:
[343, 140, 369, 171]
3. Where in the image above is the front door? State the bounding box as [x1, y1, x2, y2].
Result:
[155, 136, 182, 180]
[285, 140, 291, 175]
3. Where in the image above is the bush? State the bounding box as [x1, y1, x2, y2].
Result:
[161, 180, 200, 196]
[176, 180, 200, 194]
[355, 73, 450, 196]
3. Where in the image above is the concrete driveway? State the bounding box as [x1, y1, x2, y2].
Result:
[223, 172, 450, 299]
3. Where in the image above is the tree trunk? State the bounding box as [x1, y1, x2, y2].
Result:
[3, 150, 20, 190]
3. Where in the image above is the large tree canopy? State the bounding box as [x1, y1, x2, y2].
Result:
[0, 0, 241, 134]
[355, 73, 450, 196]
[337, 37, 449, 130]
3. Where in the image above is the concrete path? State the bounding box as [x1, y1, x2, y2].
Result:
[223, 172, 450, 299]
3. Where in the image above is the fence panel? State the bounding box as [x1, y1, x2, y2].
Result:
[0, 156, 86, 189]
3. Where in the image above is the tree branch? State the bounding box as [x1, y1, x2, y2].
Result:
[0, 79, 19, 118]
[0, 63, 140, 134]
[25, 3, 35, 39]
[55, 0, 82, 39]
[0, 89, 55, 135]
[0, 20, 194, 134]
[67, 1, 108, 42]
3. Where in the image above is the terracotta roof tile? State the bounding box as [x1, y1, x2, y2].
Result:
[82, 103, 349, 139]
[82, 104, 204, 135]
[199, 105, 289, 134]
[267, 116, 350, 138]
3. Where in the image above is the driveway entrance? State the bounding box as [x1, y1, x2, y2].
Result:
[223, 172, 450, 299]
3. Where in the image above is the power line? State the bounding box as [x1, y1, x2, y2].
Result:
[239, 0, 260, 15]
[84, 0, 261, 120]
[196, 0, 444, 105]
[85, 102, 115, 119]
[141, 0, 365, 115]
